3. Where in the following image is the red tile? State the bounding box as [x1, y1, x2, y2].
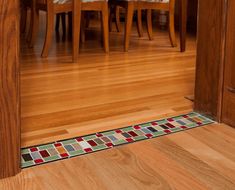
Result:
[84, 148, 92, 153]
[39, 150, 50, 158]
[96, 133, 103, 137]
[106, 143, 113, 147]
[30, 147, 38, 152]
[87, 140, 97, 147]
[197, 122, 202, 125]
[183, 115, 189, 118]
[126, 138, 134, 142]
[128, 131, 138, 137]
[54, 143, 62, 147]
[76, 137, 83, 142]
[60, 153, 69, 158]
[167, 118, 174, 122]
[134, 125, 141, 129]
[164, 130, 171, 133]
[151, 122, 158, 126]
[146, 134, 153, 138]
[181, 126, 188, 129]
[115, 129, 122, 133]
[34, 159, 43, 164]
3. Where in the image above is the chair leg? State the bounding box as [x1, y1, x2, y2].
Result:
[29, 3, 39, 48]
[61, 13, 66, 41]
[101, 3, 109, 53]
[169, 10, 177, 47]
[124, 2, 134, 52]
[26, 1, 34, 42]
[41, 7, 54, 57]
[72, 0, 81, 62]
[146, 9, 153, 40]
[80, 12, 86, 43]
[20, 6, 27, 33]
[68, 12, 73, 41]
[136, 9, 143, 37]
[115, 6, 122, 32]
[108, 3, 114, 32]
[55, 14, 61, 32]
[85, 12, 90, 28]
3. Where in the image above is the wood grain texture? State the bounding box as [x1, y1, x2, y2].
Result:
[20, 16, 196, 147]
[1, 123, 235, 189]
[222, 0, 235, 127]
[194, 0, 227, 121]
[0, 0, 21, 178]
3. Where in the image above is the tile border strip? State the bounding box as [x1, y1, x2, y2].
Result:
[21, 112, 214, 168]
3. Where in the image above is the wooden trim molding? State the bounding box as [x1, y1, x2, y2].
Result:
[0, 0, 21, 178]
[194, 0, 228, 121]
[221, 0, 235, 127]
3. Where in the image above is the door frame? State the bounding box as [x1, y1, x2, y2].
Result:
[0, 0, 228, 178]
[0, 0, 21, 178]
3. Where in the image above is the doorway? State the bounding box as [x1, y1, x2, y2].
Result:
[20, 1, 195, 148]
[0, 0, 228, 179]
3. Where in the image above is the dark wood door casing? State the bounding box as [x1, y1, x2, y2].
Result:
[194, 0, 227, 121]
[222, 0, 235, 127]
[0, 0, 21, 178]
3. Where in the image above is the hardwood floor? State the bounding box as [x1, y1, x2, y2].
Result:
[1, 123, 235, 189]
[0, 17, 233, 189]
[20, 18, 195, 147]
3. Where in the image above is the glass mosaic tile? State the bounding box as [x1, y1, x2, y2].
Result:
[21, 112, 214, 168]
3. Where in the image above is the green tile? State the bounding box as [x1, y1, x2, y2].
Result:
[198, 115, 206, 120]
[187, 123, 197, 128]
[122, 127, 133, 132]
[141, 123, 151, 128]
[38, 144, 54, 150]
[133, 136, 146, 141]
[157, 120, 167, 125]
[102, 131, 115, 136]
[21, 149, 29, 154]
[62, 139, 77, 145]
[113, 139, 127, 145]
[83, 135, 97, 141]
[153, 131, 165, 136]
[188, 112, 197, 117]
[69, 150, 85, 156]
[22, 161, 34, 168]
[134, 130, 145, 136]
[173, 116, 183, 120]
[44, 155, 60, 162]
[170, 127, 183, 132]
[202, 120, 212, 124]
[92, 145, 107, 151]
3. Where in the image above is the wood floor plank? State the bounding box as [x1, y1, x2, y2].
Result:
[2, 123, 235, 189]
[20, 18, 196, 146]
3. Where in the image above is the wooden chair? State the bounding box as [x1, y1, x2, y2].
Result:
[110, 0, 176, 51]
[30, 0, 109, 61]
[29, 0, 80, 61]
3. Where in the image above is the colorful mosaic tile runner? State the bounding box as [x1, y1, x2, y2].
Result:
[21, 112, 214, 168]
